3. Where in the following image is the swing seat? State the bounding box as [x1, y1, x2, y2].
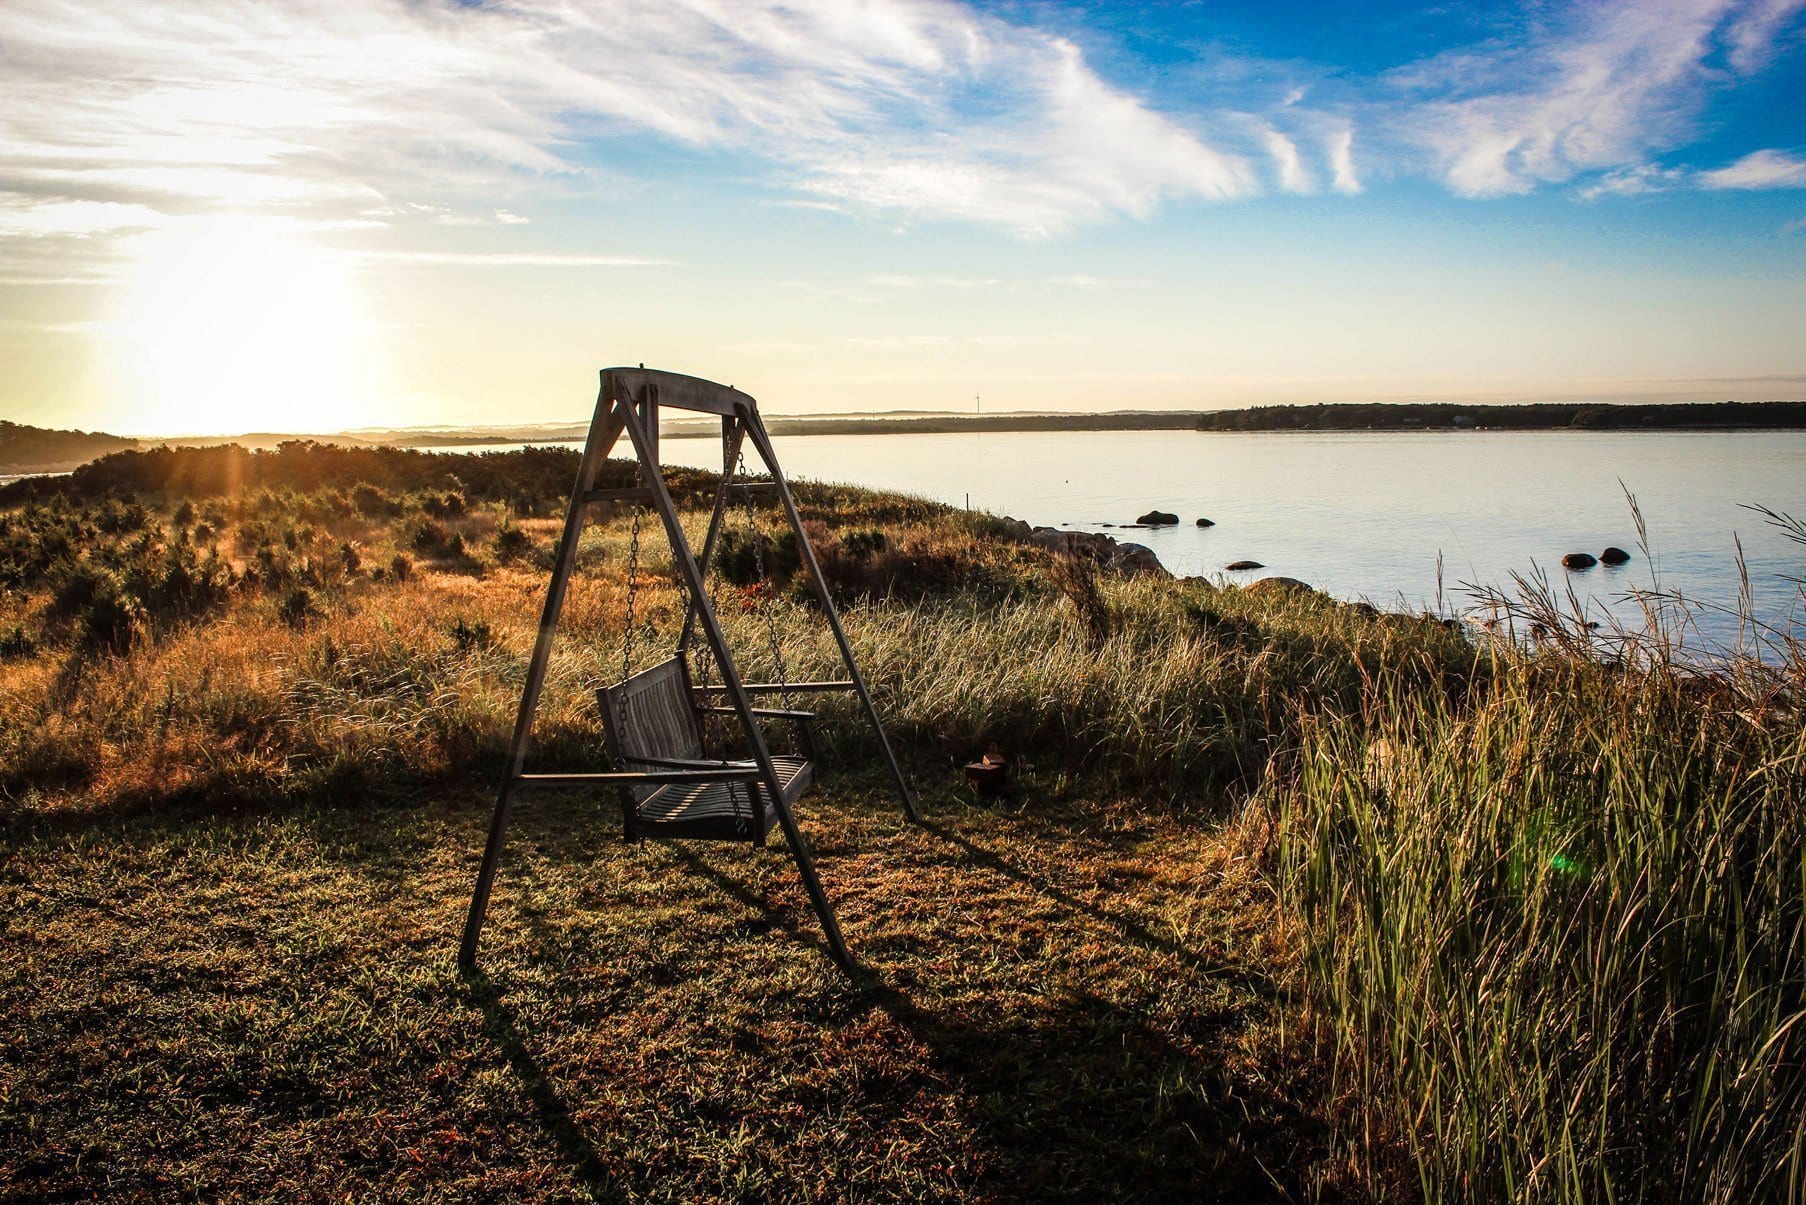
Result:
[597, 657, 814, 843]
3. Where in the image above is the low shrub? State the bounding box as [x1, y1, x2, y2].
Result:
[279, 586, 317, 627]
[79, 579, 143, 652]
[0, 622, 38, 659]
[449, 616, 494, 651]
[492, 524, 532, 563]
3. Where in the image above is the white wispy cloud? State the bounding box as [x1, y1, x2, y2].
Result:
[1577, 164, 1689, 199]
[1725, 0, 1806, 70]
[0, 200, 167, 237]
[1390, 0, 1800, 197]
[1698, 148, 1806, 188]
[0, 0, 1256, 242]
[1262, 130, 1314, 193]
[1326, 128, 1362, 195]
[0, 0, 1799, 255]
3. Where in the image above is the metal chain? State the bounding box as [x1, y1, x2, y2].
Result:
[621, 504, 642, 685]
[679, 528, 711, 690]
[670, 515, 726, 757]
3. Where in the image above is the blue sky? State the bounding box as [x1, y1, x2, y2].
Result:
[1, 0, 1803, 435]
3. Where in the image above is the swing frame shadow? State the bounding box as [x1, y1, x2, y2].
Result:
[459, 367, 919, 974]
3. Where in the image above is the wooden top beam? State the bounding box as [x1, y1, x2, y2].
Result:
[603, 367, 756, 417]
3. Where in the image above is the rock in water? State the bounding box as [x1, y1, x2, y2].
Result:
[1562, 552, 1597, 569]
[1600, 546, 1631, 565]
[1136, 510, 1180, 526]
[1195, 517, 1215, 527]
[1225, 559, 1264, 571]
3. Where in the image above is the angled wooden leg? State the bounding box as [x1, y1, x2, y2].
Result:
[618, 396, 852, 969]
[741, 410, 920, 823]
[459, 385, 627, 970]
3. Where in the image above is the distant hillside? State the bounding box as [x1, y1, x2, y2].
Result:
[142, 431, 378, 453]
[665, 411, 1209, 438]
[1195, 400, 1806, 432]
[0, 421, 141, 472]
[0, 440, 719, 514]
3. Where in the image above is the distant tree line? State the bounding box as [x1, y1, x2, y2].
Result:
[1194, 400, 1806, 432]
[0, 421, 140, 470]
[0, 441, 718, 513]
[734, 412, 1207, 437]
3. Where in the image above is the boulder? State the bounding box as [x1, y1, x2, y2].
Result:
[1225, 560, 1264, 571]
[1028, 526, 1170, 578]
[1136, 510, 1180, 526]
[1111, 542, 1167, 578]
[1562, 552, 1597, 570]
[1600, 546, 1631, 565]
[1195, 517, 1215, 528]
[1245, 576, 1313, 596]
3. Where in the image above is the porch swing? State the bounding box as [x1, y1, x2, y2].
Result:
[459, 368, 918, 972]
[598, 446, 816, 844]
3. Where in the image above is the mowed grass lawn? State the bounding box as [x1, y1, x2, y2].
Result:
[1, 771, 1326, 1201]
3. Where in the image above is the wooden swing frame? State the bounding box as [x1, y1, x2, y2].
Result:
[458, 368, 918, 972]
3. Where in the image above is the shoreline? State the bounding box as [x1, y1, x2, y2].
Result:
[9, 400, 1806, 473]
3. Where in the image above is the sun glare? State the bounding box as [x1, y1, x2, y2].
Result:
[108, 219, 377, 437]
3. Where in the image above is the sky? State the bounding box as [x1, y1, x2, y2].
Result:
[1, 0, 1804, 437]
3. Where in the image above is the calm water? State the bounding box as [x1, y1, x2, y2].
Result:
[459, 429, 1806, 649]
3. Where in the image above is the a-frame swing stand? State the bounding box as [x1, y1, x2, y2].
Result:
[459, 367, 918, 972]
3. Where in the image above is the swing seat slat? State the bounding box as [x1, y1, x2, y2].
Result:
[597, 657, 814, 843]
[630, 757, 812, 840]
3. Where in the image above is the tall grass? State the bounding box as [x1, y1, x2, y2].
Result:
[1275, 592, 1806, 1200]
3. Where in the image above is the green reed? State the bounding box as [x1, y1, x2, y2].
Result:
[1275, 630, 1806, 1200]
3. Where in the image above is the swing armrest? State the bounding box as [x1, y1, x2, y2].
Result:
[700, 706, 816, 722]
[622, 754, 758, 772]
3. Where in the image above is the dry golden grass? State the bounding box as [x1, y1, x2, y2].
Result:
[0, 482, 1349, 1199]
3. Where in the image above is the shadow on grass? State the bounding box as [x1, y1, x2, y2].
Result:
[458, 969, 627, 1204]
[913, 814, 1278, 1000]
[669, 832, 1319, 1201]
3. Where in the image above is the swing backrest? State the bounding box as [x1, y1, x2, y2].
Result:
[596, 657, 704, 796]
